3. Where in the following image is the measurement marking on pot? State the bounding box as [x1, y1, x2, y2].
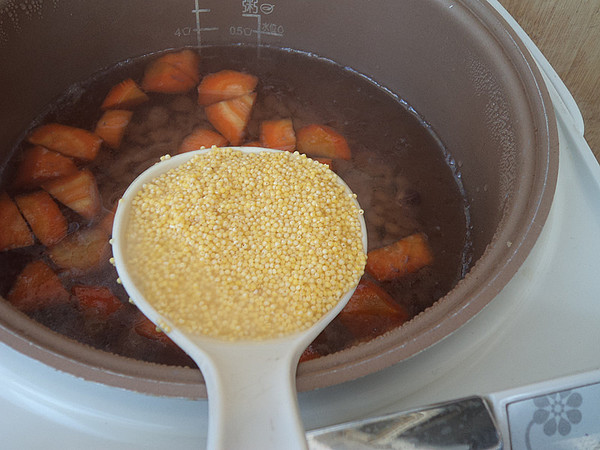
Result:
[229, 22, 283, 37]
[261, 22, 284, 35]
[240, 14, 284, 38]
[190, 1, 218, 48]
[236, 1, 284, 57]
[243, 13, 262, 49]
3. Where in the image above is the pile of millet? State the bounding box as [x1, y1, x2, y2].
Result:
[125, 148, 366, 340]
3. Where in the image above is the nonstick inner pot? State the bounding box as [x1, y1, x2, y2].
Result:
[0, 0, 557, 397]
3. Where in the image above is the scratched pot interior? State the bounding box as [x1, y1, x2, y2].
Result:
[0, 0, 557, 397]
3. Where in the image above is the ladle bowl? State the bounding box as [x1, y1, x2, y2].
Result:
[111, 146, 368, 449]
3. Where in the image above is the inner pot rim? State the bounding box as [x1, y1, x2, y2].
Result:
[0, 0, 559, 398]
[295, 0, 559, 390]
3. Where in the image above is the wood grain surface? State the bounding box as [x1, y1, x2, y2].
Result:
[498, 0, 600, 162]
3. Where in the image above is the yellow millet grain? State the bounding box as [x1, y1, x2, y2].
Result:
[125, 148, 366, 341]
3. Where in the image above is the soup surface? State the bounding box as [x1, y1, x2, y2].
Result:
[0, 45, 471, 366]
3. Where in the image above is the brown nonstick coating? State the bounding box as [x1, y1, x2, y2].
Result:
[0, 0, 557, 397]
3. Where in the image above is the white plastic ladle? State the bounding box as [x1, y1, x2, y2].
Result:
[111, 147, 367, 450]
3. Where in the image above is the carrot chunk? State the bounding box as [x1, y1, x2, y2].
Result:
[27, 124, 103, 161]
[299, 344, 322, 363]
[134, 314, 175, 346]
[338, 279, 409, 338]
[97, 205, 116, 236]
[94, 109, 133, 149]
[177, 128, 228, 154]
[11, 146, 78, 190]
[296, 124, 351, 160]
[159, 49, 201, 83]
[15, 191, 67, 247]
[7, 260, 70, 312]
[259, 119, 296, 152]
[205, 93, 256, 146]
[314, 157, 333, 169]
[142, 61, 197, 93]
[141, 50, 200, 94]
[366, 233, 434, 281]
[42, 169, 101, 221]
[197, 70, 258, 106]
[72, 285, 124, 318]
[0, 192, 34, 251]
[47, 226, 110, 274]
[101, 78, 149, 110]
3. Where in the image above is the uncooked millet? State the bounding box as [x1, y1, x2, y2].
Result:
[125, 147, 366, 340]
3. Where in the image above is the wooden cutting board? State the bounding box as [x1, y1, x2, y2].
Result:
[498, 0, 600, 162]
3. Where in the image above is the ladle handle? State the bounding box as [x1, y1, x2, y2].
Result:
[193, 343, 308, 450]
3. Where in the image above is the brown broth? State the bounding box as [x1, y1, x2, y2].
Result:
[0, 45, 471, 364]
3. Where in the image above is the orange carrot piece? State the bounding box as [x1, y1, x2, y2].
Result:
[134, 314, 175, 346]
[27, 123, 103, 161]
[15, 191, 67, 247]
[177, 128, 228, 154]
[101, 78, 149, 110]
[296, 124, 351, 160]
[47, 226, 110, 275]
[11, 146, 78, 190]
[42, 169, 101, 221]
[94, 109, 133, 149]
[197, 70, 258, 106]
[259, 119, 296, 152]
[338, 279, 409, 338]
[142, 60, 197, 93]
[0, 192, 34, 251]
[299, 344, 323, 363]
[205, 93, 256, 146]
[242, 140, 261, 147]
[366, 233, 434, 282]
[314, 157, 333, 169]
[72, 285, 123, 318]
[159, 49, 201, 83]
[7, 260, 70, 312]
[97, 205, 117, 236]
[141, 50, 200, 94]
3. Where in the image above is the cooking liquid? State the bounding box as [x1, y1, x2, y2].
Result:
[0, 46, 471, 365]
